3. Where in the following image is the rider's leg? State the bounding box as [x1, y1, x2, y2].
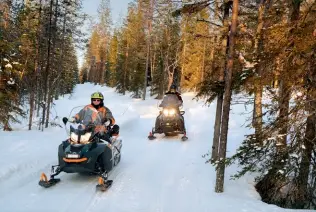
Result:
[103, 146, 113, 172]
[179, 114, 186, 133]
[155, 113, 162, 132]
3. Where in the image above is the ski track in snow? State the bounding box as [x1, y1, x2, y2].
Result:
[0, 83, 313, 212]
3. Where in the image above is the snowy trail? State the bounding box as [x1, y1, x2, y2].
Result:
[0, 84, 313, 212]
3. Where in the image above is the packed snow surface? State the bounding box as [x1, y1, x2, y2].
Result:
[0, 83, 312, 212]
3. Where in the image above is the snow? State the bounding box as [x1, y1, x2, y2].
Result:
[7, 78, 15, 85]
[0, 83, 313, 212]
[290, 153, 299, 159]
[5, 63, 12, 69]
[278, 170, 285, 174]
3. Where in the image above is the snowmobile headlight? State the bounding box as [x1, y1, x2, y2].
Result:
[70, 132, 92, 144]
[163, 108, 176, 116]
[169, 109, 176, 116]
[70, 132, 78, 142]
[80, 132, 92, 144]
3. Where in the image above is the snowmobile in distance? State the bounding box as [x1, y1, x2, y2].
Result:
[148, 94, 188, 141]
[38, 112, 122, 192]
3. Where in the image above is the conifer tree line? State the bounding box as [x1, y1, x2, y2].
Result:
[82, 0, 316, 209]
[0, 0, 85, 131]
[81, 0, 213, 98]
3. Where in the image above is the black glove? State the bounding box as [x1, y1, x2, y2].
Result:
[62, 117, 68, 124]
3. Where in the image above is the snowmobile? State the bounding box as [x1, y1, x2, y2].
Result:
[38, 112, 122, 192]
[148, 94, 188, 141]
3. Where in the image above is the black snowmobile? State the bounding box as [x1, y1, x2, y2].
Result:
[148, 94, 188, 141]
[39, 114, 122, 192]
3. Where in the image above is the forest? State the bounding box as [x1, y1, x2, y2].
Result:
[1, 0, 316, 209]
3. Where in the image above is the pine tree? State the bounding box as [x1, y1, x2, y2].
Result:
[0, 0, 25, 130]
[107, 31, 119, 87]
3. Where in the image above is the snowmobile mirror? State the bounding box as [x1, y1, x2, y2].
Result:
[62, 117, 68, 125]
[180, 111, 185, 115]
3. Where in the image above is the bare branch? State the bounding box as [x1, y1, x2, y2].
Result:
[171, 0, 213, 17]
[197, 18, 222, 27]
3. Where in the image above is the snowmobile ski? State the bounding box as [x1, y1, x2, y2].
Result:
[181, 135, 188, 141]
[96, 177, 113, 191]
[181, 133, 188, 141]
[38, 173, 60, 188]
[148, 131, 156, 140]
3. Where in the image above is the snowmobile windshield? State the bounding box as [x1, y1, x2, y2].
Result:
[159, 94, 182, 108]
[70, 108, 102, 131]
[66, 106, 103, 144]
[69, 105, 103, 128]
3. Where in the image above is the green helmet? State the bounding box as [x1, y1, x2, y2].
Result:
[91, 92, 104, 99]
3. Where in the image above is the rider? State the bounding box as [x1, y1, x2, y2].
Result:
[69, 92, 119, 138]
[155, 84, 186, 133]
[165, 84, 183, 105]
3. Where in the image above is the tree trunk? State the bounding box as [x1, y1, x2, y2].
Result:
[276, 1, 291, 147]
[150, 44, 156, 96]
[157, 49, 165, 99]
[200, 39, 206, 83]
[45, 0, 59, 128]
[296, 90, 316, 207]
[142, 37, 151, 100]
[41, 0, 54, 131]
[45, 89, 52, 128]
[36, 73, 42, 119]
[28, 91, 35, 130]
[253, 0, 266, 145]
[215, 0, 238, 193]
[32, 0, 42, 128]
[209, 36, 215, 75]
[55, 10, 67, 100]
[168, 70, 174, 89]
[3, 117, 12, 131]
[123, 43, 129, 95]
[164, 34, 170, 92]
[142, 0, 153, 100]
[0, 0, 12, 29]
[254, 85, 263, 142]
[211, 0, 231, 162]
[277, 79, 290, 147]
[180, 35, 187, 92]
[212, 93, 223, 162]
[295, 53, 316, 209]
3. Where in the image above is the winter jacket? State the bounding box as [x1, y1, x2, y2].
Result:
[74, 104, 115, 126]
[159, 93, 183, 108]
[165, 91, 183, 103]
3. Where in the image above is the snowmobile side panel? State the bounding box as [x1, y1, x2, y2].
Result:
[99, 146, 114, 172]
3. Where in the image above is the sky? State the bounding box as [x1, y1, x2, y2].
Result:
[82, 0, 132, 25]
[77, 0, 133, 68]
